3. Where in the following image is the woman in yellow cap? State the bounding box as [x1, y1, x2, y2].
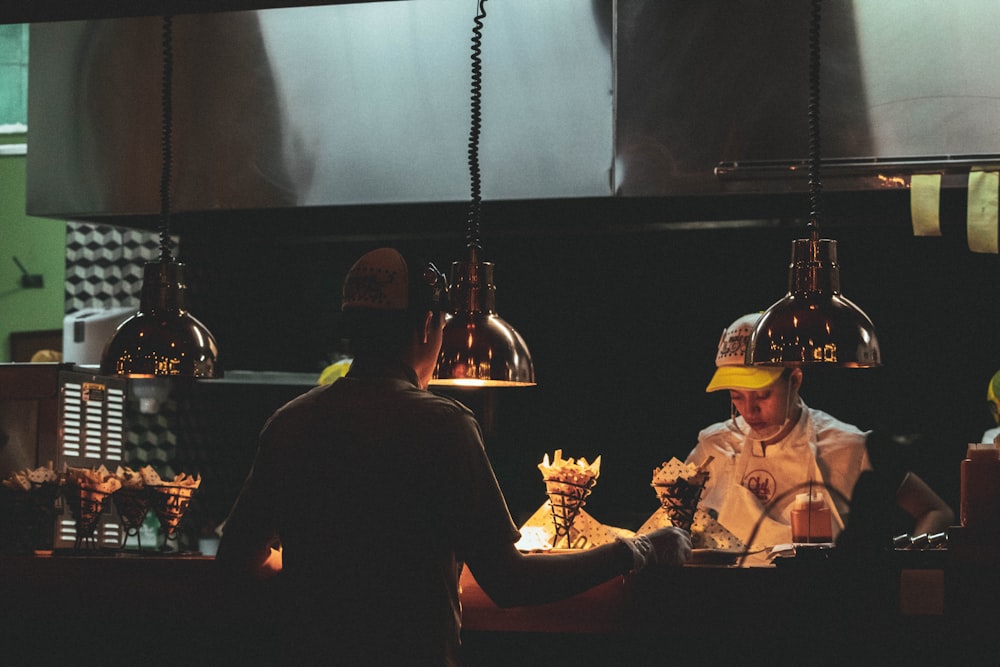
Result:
[685, 313, 954, 559]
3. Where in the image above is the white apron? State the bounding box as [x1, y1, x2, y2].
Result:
[713, 409, 847, 554]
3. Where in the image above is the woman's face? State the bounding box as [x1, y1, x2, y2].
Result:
[729, 370, 801, 438]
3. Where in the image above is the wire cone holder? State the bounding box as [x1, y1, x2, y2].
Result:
[651, 478, 707, 533]
[112, 487, 152, 549]
[148, 483, 196, 543]
[65, 482, 113, 549]
[545, 478, 596, 548]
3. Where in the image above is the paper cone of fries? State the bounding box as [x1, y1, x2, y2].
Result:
[650, 457, 712, 533]
[538, 450, 601, 547]
[113, 487, 149, 535]
[147, 472, 201, 541]
[65, 466, 122, 548]
[111, 466, 153, 546]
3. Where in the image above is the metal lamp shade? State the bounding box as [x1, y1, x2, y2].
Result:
[431, 259, 535, 387]
[100, 261, 222, 378]
[746, 238, 881, 368]
[433, 311, 535, 387]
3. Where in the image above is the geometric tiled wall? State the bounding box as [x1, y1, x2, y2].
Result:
[64, 221, 168, 314]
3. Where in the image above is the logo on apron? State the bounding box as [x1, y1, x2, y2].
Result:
[741, 468, 777, 504]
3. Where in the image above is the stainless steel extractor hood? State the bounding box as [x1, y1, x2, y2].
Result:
[26, 0, 614, 219]
[25, 0, 1000, 221]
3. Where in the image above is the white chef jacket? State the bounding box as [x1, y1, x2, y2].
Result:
[686, 401, 871, 552]
[982, 426, 999, 444]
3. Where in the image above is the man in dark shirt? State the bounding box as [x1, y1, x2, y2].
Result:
[217, 248, 691, 665]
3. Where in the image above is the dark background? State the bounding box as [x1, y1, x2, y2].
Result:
[172, 189, 993, 530]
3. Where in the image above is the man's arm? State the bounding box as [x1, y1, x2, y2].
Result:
[215, 455, 283, 580]
[896, 472, 955, 536]
[465, 527, 691, 609]
[216, 518, 283, 580]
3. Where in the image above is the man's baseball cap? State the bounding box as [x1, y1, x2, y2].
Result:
[705, 312, 784, 392]
[341, 248, 447, 313]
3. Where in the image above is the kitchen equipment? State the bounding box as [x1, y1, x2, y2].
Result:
[0, 364, 63, 483]
[54, 368, 128, 549]
[62, 307, 135, 366]
[960, 443, 1000, 532]
[0, 363, 125, 551]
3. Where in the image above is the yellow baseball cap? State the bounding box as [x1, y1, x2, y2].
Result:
[705, 312, 784, 392]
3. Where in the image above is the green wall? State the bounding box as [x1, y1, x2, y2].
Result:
[0, 133, 66, 362]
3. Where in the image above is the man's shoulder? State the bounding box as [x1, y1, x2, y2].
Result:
[405, 387, 477, 420]
[262, 381, 482, 455]
[279, 379, 474, 414]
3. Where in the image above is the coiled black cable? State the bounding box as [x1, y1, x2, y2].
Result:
[466, 0, 487, 253]
[807, 0, 822, 237]
[159, 14, 174, 262]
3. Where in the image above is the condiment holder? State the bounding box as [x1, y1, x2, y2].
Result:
[64, 481, 115, 550]
[545, 478, 597, 548]
[0, 464, 201, 554]
[112, 486, 153, 549]
[538, 450, 602, 549]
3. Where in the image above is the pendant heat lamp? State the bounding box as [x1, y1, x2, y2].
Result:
[746, 0, 880, 368]
[430, 0, 535, 387]
[100, 16, 221, 380]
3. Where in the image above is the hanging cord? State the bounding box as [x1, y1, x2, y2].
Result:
[158, 14, 175, 262]
[465, 0, 487, 259]
[806, 0, 822, 242]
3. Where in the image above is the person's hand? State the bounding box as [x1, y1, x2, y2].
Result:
[644, 526, 693, 567]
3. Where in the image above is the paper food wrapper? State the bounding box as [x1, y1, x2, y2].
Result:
[65, 465, 122, 495]
[538, 450, 601, 510]
[515, 501, 630, 551]
[2, 463, 59, 492]
[649, 457, 711, 533]
[637, 507, 745, 553]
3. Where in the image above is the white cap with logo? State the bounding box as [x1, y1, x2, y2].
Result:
[705, 312, 784, 392]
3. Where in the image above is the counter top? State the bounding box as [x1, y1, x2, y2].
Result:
[459, 552, 1000, 664]
[1, 551, 998, 665]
